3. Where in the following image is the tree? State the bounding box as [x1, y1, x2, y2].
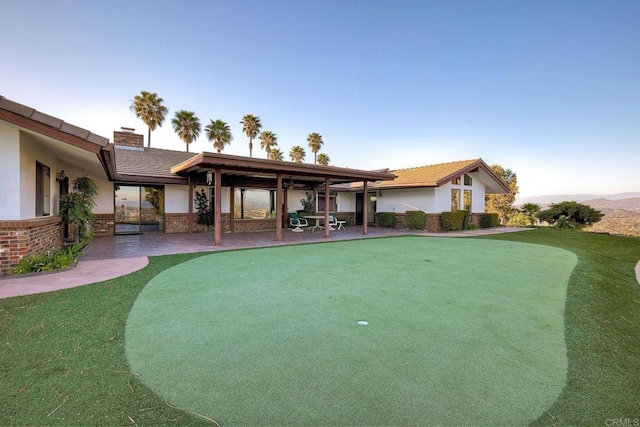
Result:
[240, 114, 262, 157]
[172, 110, 201, 153]
[307, 132, 323, 164]
[538, 201, 604, 228]
[520, 203, 541, 226]
[259, 130, 278, 158]
[316, 153, 330, 166]
[269, 148, 284, 161]
[485, 164, 518, 224]
[59, 176, 99, 243]
[205, 119, 233, 153]
[289, 145, 306, 163]
[130, 91, 168, 147]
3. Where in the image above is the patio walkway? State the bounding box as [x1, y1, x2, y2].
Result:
[0, 226, 529, 299]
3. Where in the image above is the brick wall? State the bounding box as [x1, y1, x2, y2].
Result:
[91, 214, 115, 236]
[165, 213, 232, 233]
[113, 130, 144, 148]
[392, 213, 443, 232]
[0, 217, 65, 275]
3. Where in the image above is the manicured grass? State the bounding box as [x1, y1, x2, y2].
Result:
[476, 229, 640, 426]
[0, 253, 212, 426]
[0, 229, 638, 425]
[126, 237, 575, 425]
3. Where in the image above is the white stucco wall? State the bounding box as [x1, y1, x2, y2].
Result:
[0, 122, 21, 219]
[286, 189, 307, 212]
[166, 185, 190, 213]
[337, 192, 356, 212]
[20, 132, 58, 218]
[376, 188, 436, 213]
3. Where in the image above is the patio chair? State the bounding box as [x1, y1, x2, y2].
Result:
[328, 214, 338, 230]
[289, 212, 309, 232]
[335, 217, 346, 230]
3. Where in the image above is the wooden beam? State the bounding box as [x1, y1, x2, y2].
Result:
[324, 177, 330, 238]
[276, 174, 283, 241]
[230, 183, 235, 233]
[363, 181, 368, 235]
[188, 176, 193, 234]
[214, 168, 222, 246]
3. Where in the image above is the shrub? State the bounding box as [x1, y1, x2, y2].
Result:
[479, 213, 500, 228]
[60, 176, 99, 242]
[10, 241, 88, 274]
[405, 211, 426, 230]
[538, 201, 604, 228]
[194, 189, 213, 226]
[441, 211, 466, 231]
[300, 192, 315, 215]
[375, 212, 396, 228]
[508, 212, 531, 227]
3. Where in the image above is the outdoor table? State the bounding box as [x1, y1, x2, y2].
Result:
[302, 215, 334, 232]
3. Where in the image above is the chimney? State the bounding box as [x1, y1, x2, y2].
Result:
[113, 127, 144, 148]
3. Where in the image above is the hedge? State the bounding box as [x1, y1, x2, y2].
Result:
[441, 211, 466, 231]
[375, 212, 396, 228]
[405, 210, 426, 230]
[479, 213, 500, 228]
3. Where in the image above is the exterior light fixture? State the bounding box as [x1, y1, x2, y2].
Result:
[206, 171, 213, 185]
[56, 170, 66, 182]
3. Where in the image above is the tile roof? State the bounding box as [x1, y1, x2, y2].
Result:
[113, 146, 197, 181]
[0, 95, 109, 146]
[385, 159, 482, 187]
[345, 158, 510, 193]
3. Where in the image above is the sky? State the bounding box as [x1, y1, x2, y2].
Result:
[1, 0, 638, 200]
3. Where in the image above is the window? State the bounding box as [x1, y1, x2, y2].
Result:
[464, 174, 472, 186]
[451, 189, 460, 211]
[464, 190, 472, 211]
[234, 188, 275, 219]
[35, 162, 50, 216]
[317, 193, 337, 212]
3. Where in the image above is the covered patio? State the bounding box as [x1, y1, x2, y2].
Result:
[170, 153, 396, 246]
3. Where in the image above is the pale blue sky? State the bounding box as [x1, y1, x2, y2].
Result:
[1, 0, 638, 199]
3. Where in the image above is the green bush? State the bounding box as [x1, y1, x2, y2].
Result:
[375, 212, 396, 228]
[441, 211, 466, 231]
[10, 241, 88, 274]
[508, 212, 531, 227]
[405, 211, 426, 230]
[479, 213, 500, 228]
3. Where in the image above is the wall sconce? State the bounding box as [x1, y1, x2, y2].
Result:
[206, 171, 213, 185]
[56, 170, 66, 182]
[377, 190, 382, 198]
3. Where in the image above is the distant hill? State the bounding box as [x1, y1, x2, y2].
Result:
[517, 192, 640, 205]
[515, 194, 640, 237]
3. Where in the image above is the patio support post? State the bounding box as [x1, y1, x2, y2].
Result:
[214, 168, 222, 246]
[363, 180, 368, 235]
[230, 183, 235, 233]
[324, 177, 330, 238]
[188, 176, 194, 234]
[276, 174, 283, 241]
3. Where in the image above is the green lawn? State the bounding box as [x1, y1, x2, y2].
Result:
[0, 229, 638, 426]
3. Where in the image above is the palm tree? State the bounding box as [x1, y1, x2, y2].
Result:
[240, 114, 262, 157]
[130, 91, 169, 147]
[307, 132, 323, 164]
[171, 110, 201, 153]
[258, 130, 278, 158]
[316, 153, 330, 166]
[269, 148, 284, 161]
[289, 145, 306, 163]
[205, 119, 233, 153]
[520, 202, 541, 226]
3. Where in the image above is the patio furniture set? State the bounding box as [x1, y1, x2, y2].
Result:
[289, 212, 346, 233]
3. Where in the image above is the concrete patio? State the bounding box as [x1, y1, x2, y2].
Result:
[0, 226, 530, 299]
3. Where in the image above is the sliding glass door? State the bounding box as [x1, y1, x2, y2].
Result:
[115, 185, 164, 234]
